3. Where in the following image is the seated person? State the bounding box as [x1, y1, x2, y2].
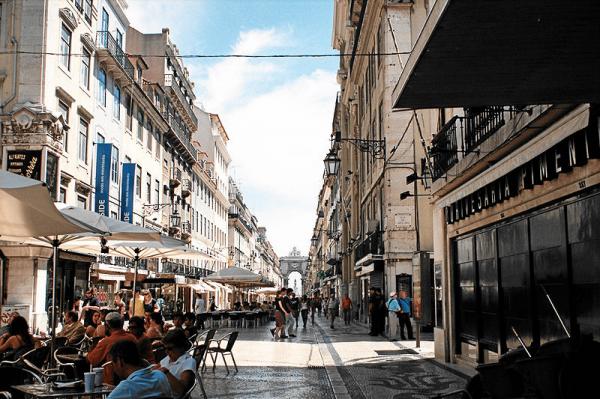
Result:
[85, 310, 102, 337]
[146, 312, 165, 340]
[108, 340, 173, 399]
[93, 309, 111, 338]
[165, 312, 184, 331]
[233, 302, 242, 311]
[157, 329, 196, 398]
[57, 310, 85, 345]
[127, 316, 155, 364]
[0, 316, 40, 359]
[182, 313, 197, 339]
[87, 312, 137, 385]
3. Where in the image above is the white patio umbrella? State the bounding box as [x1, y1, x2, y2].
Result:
[0, 171, 107, 354]
[61, 235, 213, 314]
[205, 266, 274, 308]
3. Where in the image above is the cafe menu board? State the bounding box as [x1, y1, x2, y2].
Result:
[7, 150, 42, 180]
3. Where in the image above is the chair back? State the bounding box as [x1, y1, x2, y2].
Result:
[24, 345, 50, 370]
[53, 336, 68, 349]
[224, 331, 239, 352]
[201, 329, 217, 346]
[181, 376, 198, 399]
[0, 365, 43, 399]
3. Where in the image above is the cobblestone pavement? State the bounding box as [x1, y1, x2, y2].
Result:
[195, 315, 468, 399]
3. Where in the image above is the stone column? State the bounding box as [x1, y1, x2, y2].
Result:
[0, 243, 52, 332]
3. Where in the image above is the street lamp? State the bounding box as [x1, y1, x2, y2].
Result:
[323, 150, 341, 177]
[170, 211, 181, 227]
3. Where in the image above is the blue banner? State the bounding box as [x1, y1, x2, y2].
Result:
[120, 163, 136, 223]
[94, 143, 112, 216]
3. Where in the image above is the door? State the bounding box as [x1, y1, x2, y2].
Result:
[101, 8, 109, 46]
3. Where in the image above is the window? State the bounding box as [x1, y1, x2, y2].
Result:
[155, 131, 161, 158]
[125, 95, 133, 131]
[101, 8, 109, 35]
[147, 122, 153, 151]
[146, 173, 151, 203]
[125, 155, 131, 164]
[111, 211, 118, 219]
[58, 101, 69, 152]
[98, 68, 107, 106]
[83, 0, 92, 24]
[135, 165, 142, 198]
[59, 187, 67, 203]
[154, 179, 160, 204]
[75, 0, 83, 11]
[115, 29, 123, 49]
[111, 146, 119, 183]
[137, 108, 144, 141]
[96, 131, 105, 144]
[80, 48, 90, 89]
[113, 85, 121, 120]
[60, 24, 71, 70]
[137, 65, 143, 84]
[77, 195, 87, 209]
[78, 118, 88, 162]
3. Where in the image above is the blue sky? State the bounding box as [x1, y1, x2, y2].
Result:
[127, 1, 339, 256]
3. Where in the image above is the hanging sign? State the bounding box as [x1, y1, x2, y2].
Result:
[120, 163, 136, 223]
[94, 143, 112, 216]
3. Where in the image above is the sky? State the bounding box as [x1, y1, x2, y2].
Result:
[126, 0, 339, 257]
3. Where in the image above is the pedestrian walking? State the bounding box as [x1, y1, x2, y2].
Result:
[328, 296, 339, 329]
[368, 288, 386, 336]
[310, 296, 317, 326]
[289, 292, 300, 328]
[194, 293, 205, 330]
[397, 291, 414, 340]
[341, 294, 353, 326]
[284, 288, 296, 337]
[271, 288, 288, 339]
[323, 297, 329, 319]
[300, 295, 310, 328]
[386, 292, 401, 340]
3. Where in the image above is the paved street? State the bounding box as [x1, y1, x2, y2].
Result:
[198, 315, 469, 399]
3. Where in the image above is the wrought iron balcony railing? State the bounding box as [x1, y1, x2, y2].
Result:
[354, 230, 383, 264]
[162, 111, 197, 161]
[430, 106, 515, 180]
[164, 74, 198, 126]
[96, 31, 134, 80]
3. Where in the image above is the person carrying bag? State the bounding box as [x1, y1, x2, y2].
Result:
[386, 292, 401, 340]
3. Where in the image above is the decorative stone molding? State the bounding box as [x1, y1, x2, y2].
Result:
[55, 86, 76, 106]
[75, 180, 92, 196]
[77, 104, 94, 121]
[80, 33, 96, 51]
[0, 103, 66, 152]
[59, 8, 78, 31]
[60, 172, 73, 187]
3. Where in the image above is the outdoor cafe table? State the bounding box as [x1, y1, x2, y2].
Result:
[11, 383, 114, 398]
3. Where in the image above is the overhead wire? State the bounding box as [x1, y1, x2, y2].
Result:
[0, 50, 412, 58]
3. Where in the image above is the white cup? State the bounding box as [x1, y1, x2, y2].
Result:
[92, 367, 104, 387]
[84, 372, 95, 393]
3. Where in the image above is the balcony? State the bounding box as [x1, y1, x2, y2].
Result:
[354, 230, 383, 266]
[164, 74, 198, 128]
[163, 111, 197, 163]
[430, 107, 513, 181]
[170, 167, 182, 188]
[96, 31, 134, 81]
[181, 179, 191, 198]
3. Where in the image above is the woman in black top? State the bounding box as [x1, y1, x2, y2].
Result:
[142, 290, 159, 313]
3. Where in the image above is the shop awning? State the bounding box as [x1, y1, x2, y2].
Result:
[187, 281, 215, 292]
[392, 0, 600, 109]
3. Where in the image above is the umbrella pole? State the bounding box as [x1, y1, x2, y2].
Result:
[50, 238, 59, 366]
[131, 248, 140, 316]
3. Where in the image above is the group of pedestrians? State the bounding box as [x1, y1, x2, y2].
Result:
[271, 288, 326, 338]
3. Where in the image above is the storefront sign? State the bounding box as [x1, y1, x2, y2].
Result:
[94, 143, 112, 216]
[445, 125, 600, 224]
[0, 304, 30, 327]
[6, 150, 41, 180]
[120, 163, 136, 223]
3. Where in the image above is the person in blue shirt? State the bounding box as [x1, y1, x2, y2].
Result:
[108, 339, 173, 399]
[397, 291, 414, 340]
[386, 292, 401, 340]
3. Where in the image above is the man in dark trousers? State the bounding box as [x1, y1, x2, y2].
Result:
[397, 290, 414, 340]
[368, 287, 381, 336]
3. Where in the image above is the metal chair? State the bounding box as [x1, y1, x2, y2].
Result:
[193, 329, 217, 373]
[206, 331, 239, 373]
[228, 313, 242, 328]
[53, 346, 80, 379]
[0, 365, 43, 399]
[181, 376, 198, 399]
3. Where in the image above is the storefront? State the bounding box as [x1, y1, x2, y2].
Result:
[436, 105, 600, 366]
[47, 251, 94, 318]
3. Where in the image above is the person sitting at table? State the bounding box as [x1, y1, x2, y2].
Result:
[80, 289, 101, 327]
[146, 312, 165, 340]
[169, 312, 185, 330]
[57, 310, 85, 345]
[233, 302, 242, 311]
[108, 339, 173, 399]
[156, 329, 196, 398]
[0, 316, 40, 360]
[85, 310, 102, 337]
[127, 316, 155, 364]
[93, 309, 111, 338]
[87, 312, 137, 385]
[182, 313, 197, 339]
[209, 298, 217, 312]
[113, 292, 126, 317]
[142, 290, 160, 314]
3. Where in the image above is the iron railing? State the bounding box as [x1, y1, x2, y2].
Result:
[164, 74, 198, 126]
[430, 107, 515, 180]
[354, 230, 383, 264]
[96, 31, 134, 80]
[163, 111, 197, 161]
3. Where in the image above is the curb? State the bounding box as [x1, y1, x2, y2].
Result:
[312, 321, 352, 399]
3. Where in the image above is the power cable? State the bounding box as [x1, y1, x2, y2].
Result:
[0, 50, 412, 58]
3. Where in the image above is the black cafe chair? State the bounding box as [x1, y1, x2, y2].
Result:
[0, 365, 43, 399]
[206, 331, 239, 373]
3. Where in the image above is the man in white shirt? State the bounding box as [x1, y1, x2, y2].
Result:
[108, 340, 173, 399]
[194, 293, 206, 329]
[157, 329, 197, 397]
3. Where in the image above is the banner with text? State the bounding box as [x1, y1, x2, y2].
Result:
[94, 143, 112, 216]
[120, 163, 136, 223]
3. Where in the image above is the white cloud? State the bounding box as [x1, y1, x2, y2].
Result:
[126, 1, 204, 37]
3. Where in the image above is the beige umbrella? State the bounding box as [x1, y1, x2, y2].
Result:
[205, 267, 274, 308]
